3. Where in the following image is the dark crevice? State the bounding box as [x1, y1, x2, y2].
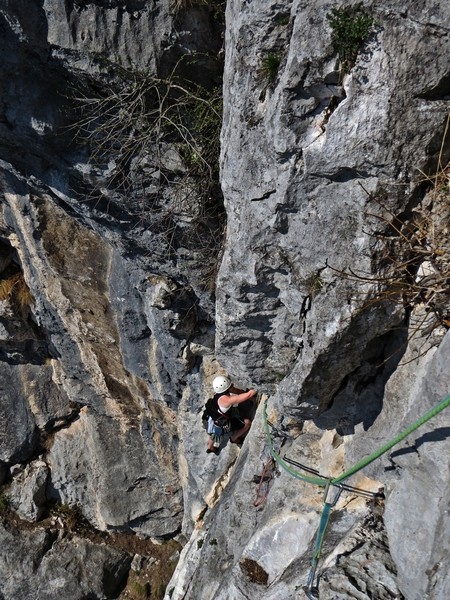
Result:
[416, 71, 450, 100]
[344, 572, 366, 596]
[315, 90, 346, 132]
[0, 339, 51, 366]
[250, 189, 277, 202]
[388, 179, 433, 226]
[33, 528, 59, 570]
[422, 118, 450, 176]
[314, 322, 408, 434]
[310, 167, 372, 183]
[0, 238, 54, 366]
[42, 403, 83, 436]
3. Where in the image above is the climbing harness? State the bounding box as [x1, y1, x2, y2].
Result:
[263, 392, 450, 598]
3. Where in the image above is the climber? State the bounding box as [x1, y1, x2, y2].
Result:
[205, 375, 257, 454]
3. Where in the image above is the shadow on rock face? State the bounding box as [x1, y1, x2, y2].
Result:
[315, 325, 409, 435]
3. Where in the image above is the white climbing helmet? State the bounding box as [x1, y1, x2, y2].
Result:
[212, 375, 231, 394]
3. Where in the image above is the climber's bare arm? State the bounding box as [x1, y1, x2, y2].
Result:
[219, 389, 257, 409]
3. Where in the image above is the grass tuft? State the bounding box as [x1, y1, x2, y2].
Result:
[327, 5, 375, 75]
[260, 52, 282, 84]
[0, 272, 34, 313]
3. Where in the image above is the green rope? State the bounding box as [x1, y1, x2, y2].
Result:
[332, 392, 450, 484]
[263, 392, 450, 595]
[264, 392, 450, 485]
[312, 501, 331, 562]
[263, 399, 328, 487]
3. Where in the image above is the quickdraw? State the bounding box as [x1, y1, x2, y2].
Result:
[253, 458, 276, 507]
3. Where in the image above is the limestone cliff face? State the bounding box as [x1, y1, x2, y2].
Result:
[1, 0, 223, 596]
[0, 1, 449, 599]
[172, 1, 450, 599]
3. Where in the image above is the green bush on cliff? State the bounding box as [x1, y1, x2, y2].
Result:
[327, 5, 375, 74]
[260, 51, 282, 84]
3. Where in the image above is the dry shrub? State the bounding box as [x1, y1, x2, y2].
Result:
[0, 272, 34, 312]
[69, 55, 226, 292]
[70, 57, 222, 205]
[120, 540, 180, 600]
[332, 114, 450, 361]
[239, 557, 269, 585]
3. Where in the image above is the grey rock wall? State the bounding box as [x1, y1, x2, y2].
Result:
[0, 0, 225, 597]
[0, 0, 449, 599]
[0, 520, 131, 600]
[217, 0, 449, 406]
[168, 0, 450, 599]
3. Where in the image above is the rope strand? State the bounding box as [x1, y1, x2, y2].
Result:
[263, 392, 450, 597]
[264, 393, 450, 485]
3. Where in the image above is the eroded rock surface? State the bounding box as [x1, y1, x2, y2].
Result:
[0, 521, 131, 600]
[1, 0, 450, 599]
[1, 0, 224, 597]
[169, 0, 450, 598]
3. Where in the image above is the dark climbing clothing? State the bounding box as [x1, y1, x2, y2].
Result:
[202, 393, 246, 433]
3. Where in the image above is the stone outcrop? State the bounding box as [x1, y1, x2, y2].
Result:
[0, 520, 131, 600]
[1, 0, 224, 596]
[0, 0, 449, 599]
[8, 459, 49, 521]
